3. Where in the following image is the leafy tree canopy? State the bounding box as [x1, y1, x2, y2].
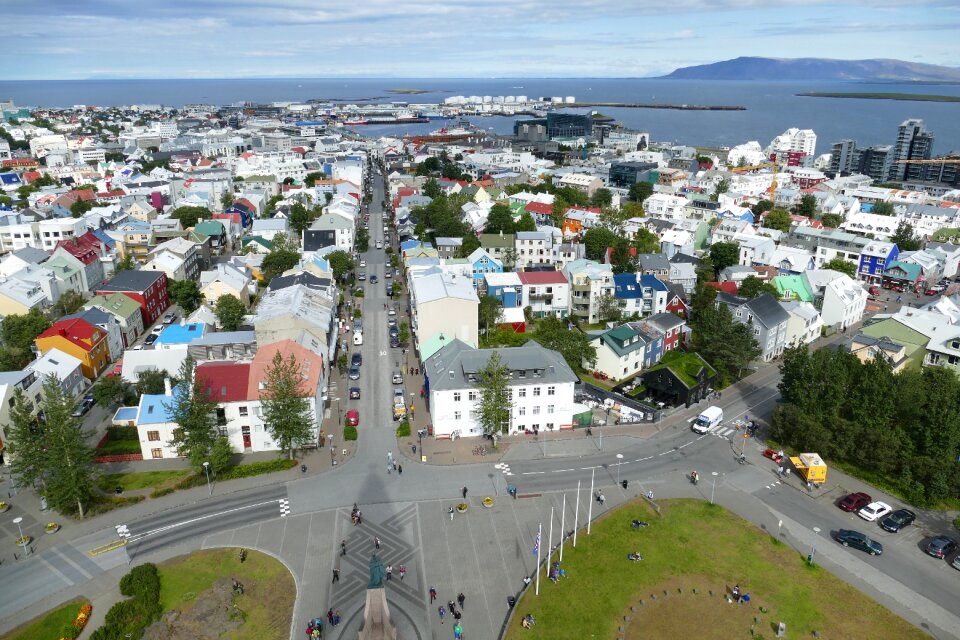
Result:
[583, 227, 617, 262]
[737, 275, 779, 299]
[763, 208, 792, 233]
[532, 316, 596, 373]
[628, 181, 653, 203]
[167, 279, 204, 313]
[822, 257, 857, 279]
[708, 241, 740, 275]
[214, 294, 246, 331]
[170, 205, 211, 228]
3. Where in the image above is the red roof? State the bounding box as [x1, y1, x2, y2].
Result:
[55, 231, 105, 266]
[213, 212, 242, 224]
[197, 362, 253, 403]
[38, 317, 101, 351]
[706, 281, 739, 295]
[21, 171, 42, 184]
[70, 189, 96, 202]
[517, 271, 568, 285]
[524, 202, 553, 215]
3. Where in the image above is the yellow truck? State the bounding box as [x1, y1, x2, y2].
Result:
[789, 453, 827, 486]
[393, 387, 406, 421]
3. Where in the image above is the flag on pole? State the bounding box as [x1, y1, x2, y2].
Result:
[533, 525, 541, 556]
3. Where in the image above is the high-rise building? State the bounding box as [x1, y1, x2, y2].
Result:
[887, 118, 934, 182]
[829, 139, 858, 174]
[859, 145, 893, 182]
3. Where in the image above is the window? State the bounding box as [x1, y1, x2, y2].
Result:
[147, 431, 160, 442]
[239, 406, 248, 416]
[518, 388, 527, 398]
[468, 391, 477, 401]
[151, 448, 163, 459]
[546, 422, 555, 430]
[547, 405, 554, 414]
[532, 406, 540, 415]
[533, 387, 541, 397]
[454, 411, 462, 420]
[453, 392, 461, 402]
[754, 327, 761, 335]
[519, 407, 526, 416]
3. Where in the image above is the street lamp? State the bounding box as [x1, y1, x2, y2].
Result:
[809, 526, 822, 565]
[710, 471, 720, 504]
[13, 516, 24, 545]
[616, 454, 624, 486]
[202, 461, 212, 496]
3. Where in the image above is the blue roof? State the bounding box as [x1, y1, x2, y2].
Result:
[613, 273, 643, 300]
[137, 393, 175, 424]
[0, 174, 22, 185]
[113, 406, 139, 422]
[155, 322, 207, 345]
[639, 274, 669, 291]
[92, 228, 116, 248]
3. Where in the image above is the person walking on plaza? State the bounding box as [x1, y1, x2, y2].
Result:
[438, 605, 446, 624]
[449, 506, 455, 521]
[398, 564, 406, 581]
[332, 568, 339, 583]
[374, 536, 381, 550]
[462, 486, 468, 499]
[457, 592, 465, 610]
[340, 540, 346, 556]
[386, 564, 393, 580]
[429, 586, 437, 603]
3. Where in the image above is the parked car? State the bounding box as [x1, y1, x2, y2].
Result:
[879, 509, 916, 533]
[163, 312, 177, 324]
[144, 333, 159, 346]
[387, 318, 397, 328]
[835, 529, 883, 556]
[868, 286, 881, 297]
[360, 260, 366, 268]
[358, 272, 366, 281]
[349, 387, 361, 399]
[924, 536, 958, 559]
[113, 360, 123, 375]
[345, 409, 359, 427]
[388, 305, 397, 316]
[389, 326, 399, 338]
[71, 396, 95, 418]
[349, 366, 361, 380]
[390, 336, 401, 348]
[151, 324, 164, 334]
[838, 492, 872, 512]
[951, 554, 960, 571]
[385, 270, 392, 279]
[351, 353, 362, 367]
[925, 285, 945, 295]
[858, 501, 892, 522]
[376, 241, 383, 249]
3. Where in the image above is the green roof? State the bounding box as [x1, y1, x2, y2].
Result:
[194, 220, 225, 236]
[884, 260, 922, 281]
[85, 292, 142, 319]
[509, 201, 525, 214]
[644, 350, 716, 388]
[421, 332, 476, 360]
[773, 275, 813, 302]
[45, 255, 81, 279]
[242, 236, 273, 250]
[479, 233, 515, 248]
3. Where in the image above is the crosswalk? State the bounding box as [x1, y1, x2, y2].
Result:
[279, 498, 291, 517]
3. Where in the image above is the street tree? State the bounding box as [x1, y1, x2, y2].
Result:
[326, 250, 354, 281]
[214, 294, 247, 331]
[5, 389, 47, 492]
[478, 295, 503, 335]
[533, 316, 597, 372]
[763, 208, 792, 232]
[398, 321, 410, 346]
[168, 358, 219, 473]
[41, 376, 97, 518]
[472, 351, 511, 438]
[708, 241, 740, 274]
[822, 257, 858, 279]
[209, 436, 234, 475]
[355, 228, 370, 252]
[628, 181, 653, 203]
[261, 352, 316, 459]
[167, 279, 204, 313]
[93, 375, 130, 407]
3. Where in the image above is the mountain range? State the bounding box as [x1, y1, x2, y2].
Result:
[661, 57, 960, 82]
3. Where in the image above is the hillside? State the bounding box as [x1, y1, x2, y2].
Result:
[661, 57, 960, 82]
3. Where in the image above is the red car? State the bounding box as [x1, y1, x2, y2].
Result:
[345, 409, 359, 427]
[838, 492, 872, 512]
[868, 286, 881, 297]
[113, 359, 123, 375]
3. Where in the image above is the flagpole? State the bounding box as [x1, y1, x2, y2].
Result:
[534, 523, 542, 595]
[546, 506, 554, 582]
[559, 493, 566, 562]
[587, 468, 595, 535]
[573, 479, 580, 547]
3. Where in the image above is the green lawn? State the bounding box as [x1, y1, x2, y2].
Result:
[96, 426, 142, 455]
[158, 549, 294, 640]
[0, 597, 89, 640]
[505, 499, 925, 640]
[577, 372, 616, 391]
[96, 470, 190, 493]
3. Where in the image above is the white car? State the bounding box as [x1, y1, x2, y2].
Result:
[360, 260, 366, 268]
[858, 501, 892, 522]
[376, 241, 383, 249]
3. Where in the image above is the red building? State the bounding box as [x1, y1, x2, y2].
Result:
[96, 270, 170, 327]
[644, 312, 688, 353]
[665, 290, 690, 319]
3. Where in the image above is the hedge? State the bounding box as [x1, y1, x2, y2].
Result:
[171, 458, 298, 492]
[344, 426, 358, 441]
[395, 420, 411, 438]
[89, 564, 161, 640]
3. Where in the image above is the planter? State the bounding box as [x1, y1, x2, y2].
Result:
[15, 535, 31, 547]
[482, 496, 494, 508]
[456, 502, 469, 513]
[0, 502, 9, 513]
[45, 522, 61, 534]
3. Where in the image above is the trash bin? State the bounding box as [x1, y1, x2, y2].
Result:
[621, 480, 628, 490]
[507, 596, 516, 608]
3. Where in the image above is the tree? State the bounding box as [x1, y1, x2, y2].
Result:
[170, 205, 211, 228]
[326, 250, 354, 281]
[628, 181, 653, 203]
[821, 213, 843, 228]
[5, 389, 47, 492]
[763, 208, 792, 233]
[167, 358, 219, 473]
[214, 294, 246, 331]
[209, 436, 233, 475]
[422, 178, 441, 199]
[597, 294, 623, 323]
[2, 308, 51, 352]
[610, 238, 637, 275]
[220, 190, 234, 210]
[533, 317, 597, 372]
[288, 202, 310, 235]
[484, 203, 516, 235]
[751, 199, 774, 222]
[632, 228, 660, 254]
[262, 234, 301, 282]
[355, 228, 370, 252]
[709, 242, 740, 274]
[51, 290, 85, 317]
[738, 276, 779, 299]
[167, 279, 204, 313]
[136, 369, 168, 396]
[822, 257, 857, 279]
[40, 376, 97, 518]
[620, 201, 645, 220]
[261, 352, 316, 459]
[515, 211, 536, 232]
[70, 199, 93, 218]
[472, 351, 511, 438]
[398, 321, 409, 346]
[115, 253, 136, 273]
[691, 303, 761, 385]
[416, 156, 441, 176]
[795, 194, 817, 218]
[871, 201, 895, 216]
[583, 227, 616, 261]
[478, 295, 503, 335]
[93, 375, 129, 407]
[304, 171, 328, 186]
[712, 178, 730, 201]
[590, 188, 613, 209]
[458, 234, 481, 258]
[892, 220, 922, 251]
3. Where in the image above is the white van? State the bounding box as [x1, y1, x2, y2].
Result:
[353, 332, 363, 346]
[692, 406, 723, 434]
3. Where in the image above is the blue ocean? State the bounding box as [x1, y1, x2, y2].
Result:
[1, 77, 958, 152]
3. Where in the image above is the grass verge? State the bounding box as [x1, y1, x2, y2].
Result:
[158, 548, 294, 640]
[504, 498, 925, 640]
[96, 469, 190, 494]
[0, 597, 89, 640]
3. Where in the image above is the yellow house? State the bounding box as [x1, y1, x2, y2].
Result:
[35, 317, 111, 380]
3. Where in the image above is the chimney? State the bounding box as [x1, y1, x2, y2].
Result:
[164, 376, 172, 396]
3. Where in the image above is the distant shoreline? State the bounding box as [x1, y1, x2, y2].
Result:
[797, 92, 960, 103]
[573, 101, 745, 111]
[385, 88, 432, 95]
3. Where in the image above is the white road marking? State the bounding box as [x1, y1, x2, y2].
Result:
[552, 468, 575, 473]
[125, 498, 285, 543]
[678, 441, 693, 449]
[521, 471, 545, 475]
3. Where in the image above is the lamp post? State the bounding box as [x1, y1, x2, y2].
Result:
[13, 516, 24, 545]
[202, 461, 212, 496]
[616, 453, 624, 486]
[809, 526, 821, 565]
[710, 471, 719, 504]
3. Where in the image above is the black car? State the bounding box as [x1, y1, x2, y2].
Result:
[924, 536, 958, 559]
[879, 509, 916, 533]
[144, 333, 158, 346]
[371, 275, 378, 284]
[835, 529, 883, 556]
[389, 326, 399, 338]
[390, 336, 401, 348]
[349, 387, 361, 399]
[351, 353, 362, 367]
[349, 366, 361, 380]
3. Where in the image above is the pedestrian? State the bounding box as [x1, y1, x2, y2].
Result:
[453, 609, 461, 622]
[332, 567, 340, 583]
[412, 443, 417, 454]
[387, 462, 392, 474]
[448, 506, 455, 521]
[357, 511, 363, 525]
[646, 490, 654, 500]
[327, 609, 334, 625]
[438, 605, 445, 624]
[375, 536, 381, 550]
[398, 564, 406, 580]
[398, 464, 403, 475]
[333, 610, 341, 626]
[239, 548, 247, 563]
[420, 388, 424, 399]
[340, 540, 346, 556]
[393, 460, 398, 471]
[454, 622, 463, 639]
[462, 486, 468, 499]
[807, 480, 813, 491]
[386, 564, 393, 580]
[429, 587, 437, 603]
[457, 592, 465, 609]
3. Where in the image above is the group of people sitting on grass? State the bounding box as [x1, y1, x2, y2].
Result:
[521, 613, 536, 629]
[548, 560, 567, 583]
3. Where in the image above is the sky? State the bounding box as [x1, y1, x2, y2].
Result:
[5, 0, 959, 79]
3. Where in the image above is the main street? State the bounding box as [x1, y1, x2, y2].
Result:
[0, 171, 958, 639]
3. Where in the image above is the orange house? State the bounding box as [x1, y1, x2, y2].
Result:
[35, 318, 111, 381]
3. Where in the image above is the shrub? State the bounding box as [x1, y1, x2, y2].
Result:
[344, 426, 358, 441]
[105, 426, 139, 441]
[219, 458, 297, 480]
[150, 486, 175, 498]
[395, 420, 411, 438]
[90, 564, 161, 640]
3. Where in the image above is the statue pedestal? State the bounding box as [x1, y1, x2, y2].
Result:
[357, 587, 398, 640]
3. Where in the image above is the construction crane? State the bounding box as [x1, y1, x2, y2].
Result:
[730, 162, 773, 173]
